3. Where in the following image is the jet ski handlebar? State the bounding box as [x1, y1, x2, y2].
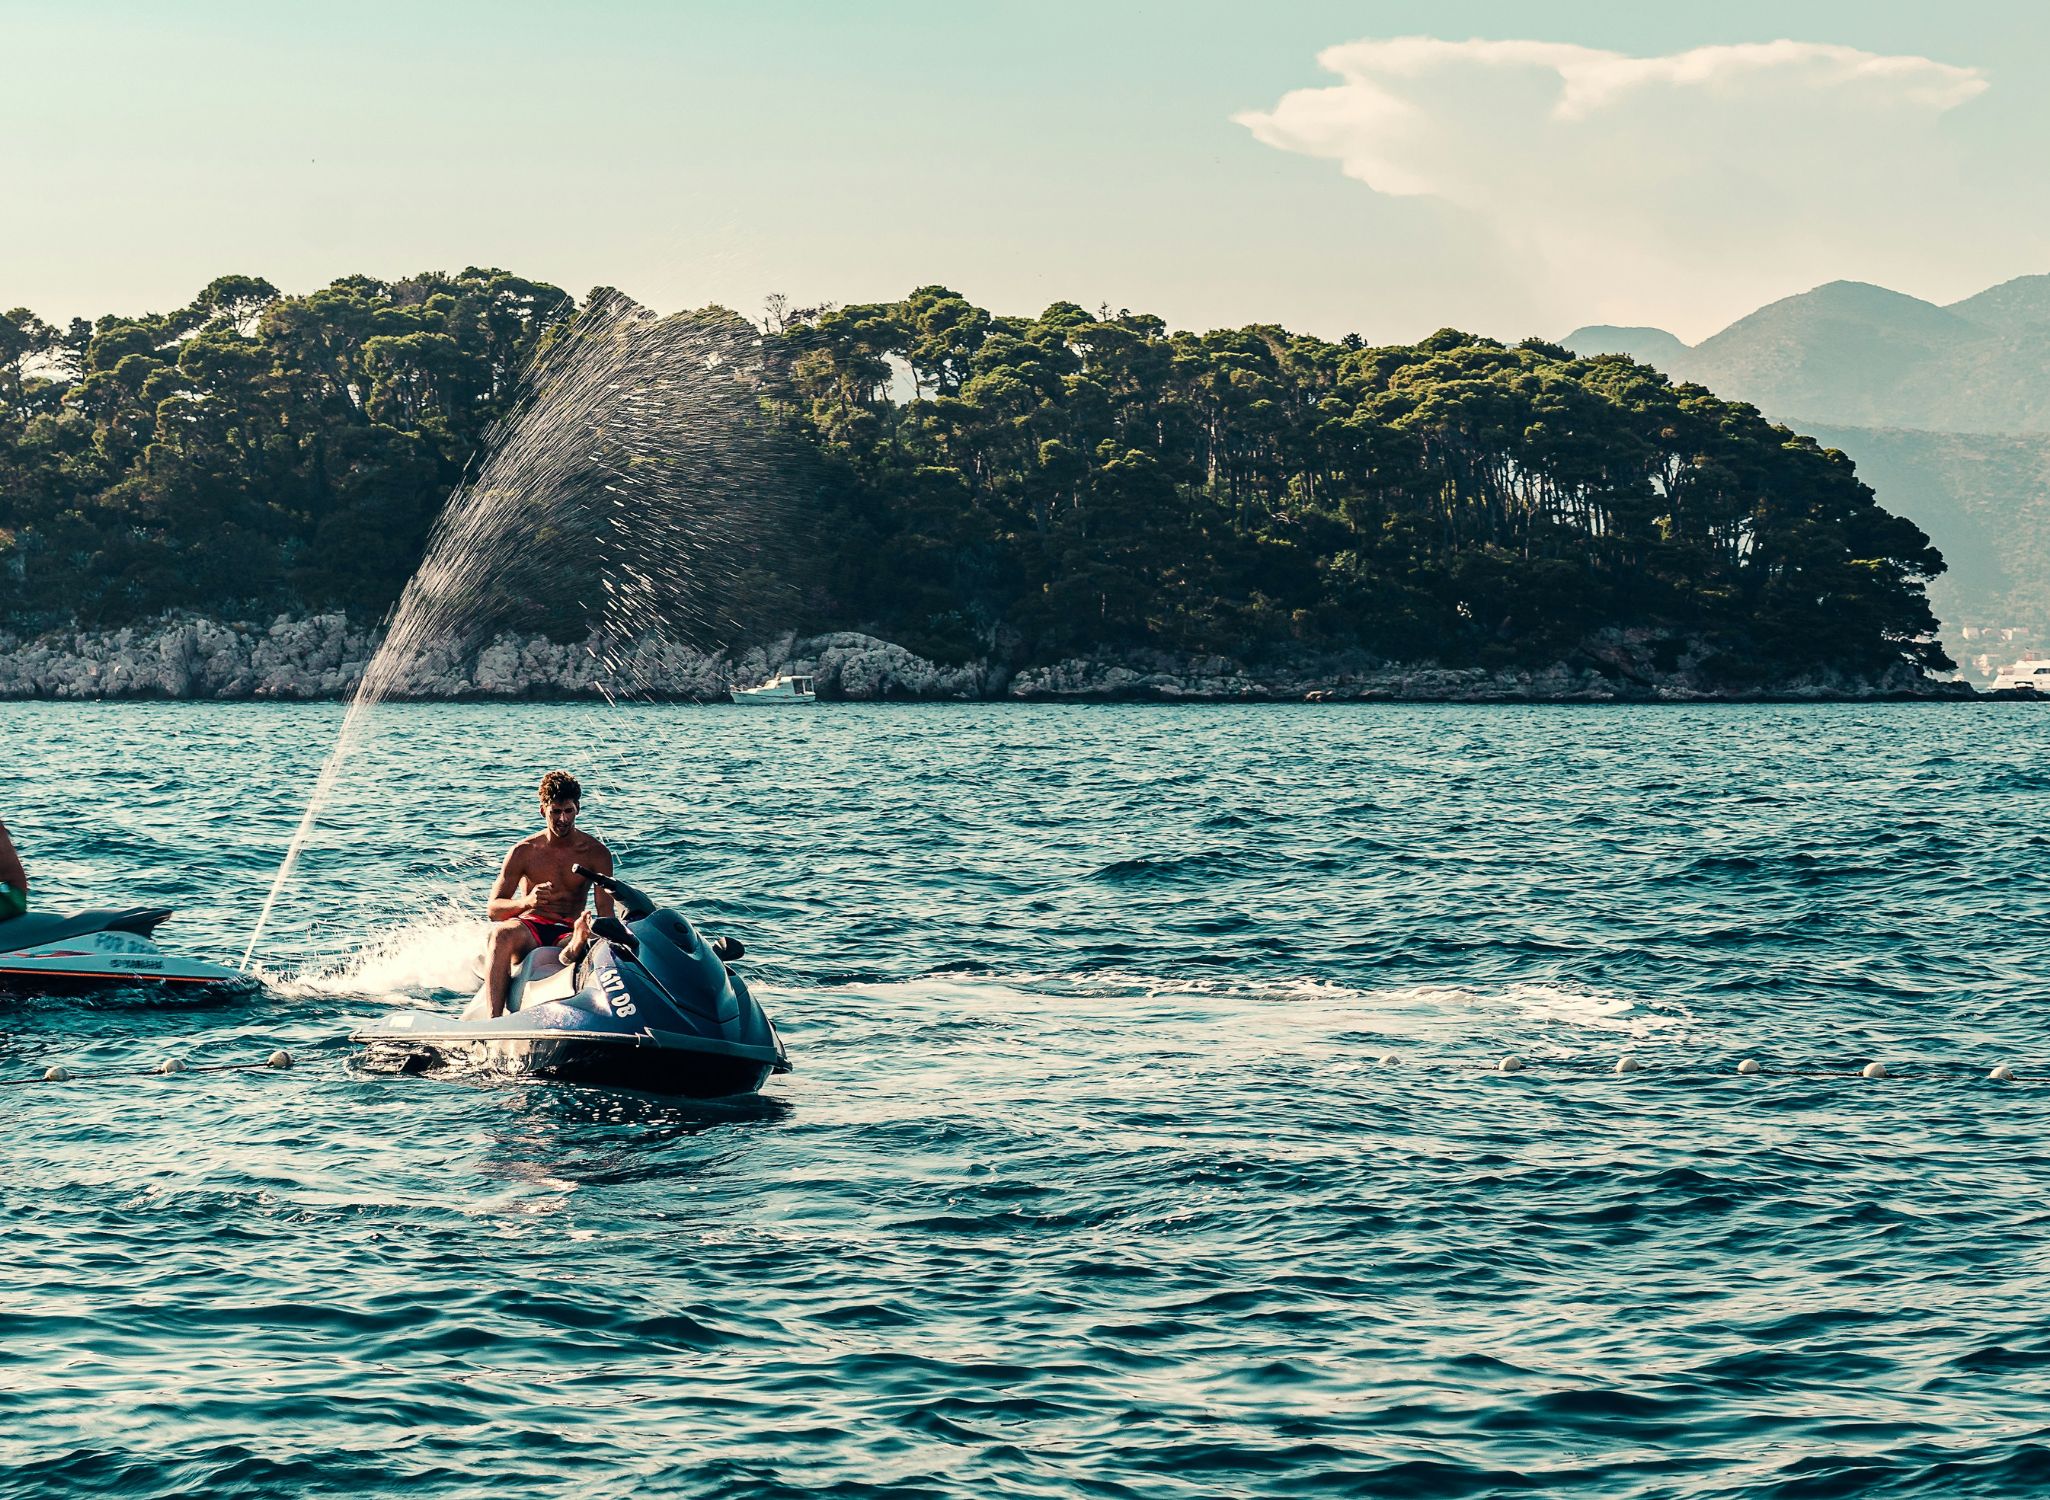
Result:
[573, 864, 656, 920]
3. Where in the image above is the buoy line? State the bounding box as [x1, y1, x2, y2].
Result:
[4, 1051, 295, 1088]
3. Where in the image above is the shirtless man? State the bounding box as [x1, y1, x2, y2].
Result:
[483, 770, 614, 1018]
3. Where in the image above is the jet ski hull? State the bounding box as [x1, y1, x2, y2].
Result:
[0, 927, 241, 990]
[361, 1025, 775, 1098]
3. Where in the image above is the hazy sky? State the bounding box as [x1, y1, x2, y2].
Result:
[5, 0, 2047, 343]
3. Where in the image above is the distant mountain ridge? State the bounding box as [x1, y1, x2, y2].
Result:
[1563, 274, 2050, 653]
[1561, 325, 1692, 371]
[1800, 422, 2050, 645]
[1564, 275, 2050, 435]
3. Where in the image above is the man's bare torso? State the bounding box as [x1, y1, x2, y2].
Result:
[505, 831, 610, 921]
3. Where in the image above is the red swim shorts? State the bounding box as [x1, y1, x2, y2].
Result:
[518, 914, 574, 948]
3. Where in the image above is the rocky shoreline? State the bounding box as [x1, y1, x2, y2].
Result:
[0, 614, 1983, 703]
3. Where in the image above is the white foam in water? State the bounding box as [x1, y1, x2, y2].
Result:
[839, 970, 1702, 1061]
[1465, 981, 1697, 1042]
[266, 912, 486, 1002]
[1070, 970, 1692, 1033]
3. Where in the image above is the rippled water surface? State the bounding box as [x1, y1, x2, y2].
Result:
[3, 702, 2049, 1499]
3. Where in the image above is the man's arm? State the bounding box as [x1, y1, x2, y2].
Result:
[485, 845, 549, 921]
[587, 840, 615, 918]
[0, 821, 26, 893]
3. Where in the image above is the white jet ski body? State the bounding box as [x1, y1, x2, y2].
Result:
[0, 907, 242, 988]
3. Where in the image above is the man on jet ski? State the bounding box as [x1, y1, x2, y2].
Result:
[483, 771, 614, 1018]
[0, 816, 27, 921]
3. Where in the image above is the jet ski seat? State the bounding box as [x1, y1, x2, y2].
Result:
[458, 945, 571, 1021]
[0, 907, 172, 953]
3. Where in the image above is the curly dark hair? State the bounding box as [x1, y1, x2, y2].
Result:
[538, 770, 582, 805]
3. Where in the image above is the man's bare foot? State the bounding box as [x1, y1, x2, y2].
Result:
[561, 910, 596, 963]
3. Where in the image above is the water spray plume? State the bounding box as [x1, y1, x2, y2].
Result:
[241, 292, 801, 971]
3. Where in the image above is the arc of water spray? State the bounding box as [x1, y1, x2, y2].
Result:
[240, 696, 381, 970]
[239, 293, 799, 972]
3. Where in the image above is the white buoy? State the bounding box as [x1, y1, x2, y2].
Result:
[1737, 1059, 1761, 1075]
[42, 1065, 71, 1082]
[1990, 1063, 2016, 1082]
[1499, 1055, 1526, 1073]
[1378, 1053, 1400, 1066]
[1615, 1054, 1642, 1074]
[1862, 1061, 1888, 1080]
[156, 1057, 185, 1075]
[267, 1049, 294, 1069]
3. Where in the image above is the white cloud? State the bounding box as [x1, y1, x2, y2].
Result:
[1236, 37, 1998, 338]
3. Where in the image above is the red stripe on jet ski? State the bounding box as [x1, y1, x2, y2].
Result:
[0, 968, 222, 984]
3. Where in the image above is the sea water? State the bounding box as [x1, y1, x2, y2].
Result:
[2, 701, 2047, 1498]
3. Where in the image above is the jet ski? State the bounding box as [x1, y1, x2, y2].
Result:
[0, 905, 242, 989]
[350, 865, 789, 1097]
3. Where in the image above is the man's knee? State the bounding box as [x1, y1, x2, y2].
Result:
[491, 918, 533, 956]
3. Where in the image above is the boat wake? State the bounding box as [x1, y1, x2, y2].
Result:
[263, 910, 484, 1002]
[818, 969, 1703, 1059]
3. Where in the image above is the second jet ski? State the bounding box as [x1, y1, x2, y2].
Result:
[0, 905, 243, 990]
[351, 866, 789, 1097]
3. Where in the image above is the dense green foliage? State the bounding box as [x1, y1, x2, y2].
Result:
[1, 274, 1952, 677]
[784, 288, 1950, 674]
[0, 269, 571, 623]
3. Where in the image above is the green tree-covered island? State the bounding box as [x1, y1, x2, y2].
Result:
[0, 269, 1961, 700]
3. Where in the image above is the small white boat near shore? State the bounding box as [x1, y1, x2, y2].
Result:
[1990, 656, 2050, 693]
[729, 673, 817, 706]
